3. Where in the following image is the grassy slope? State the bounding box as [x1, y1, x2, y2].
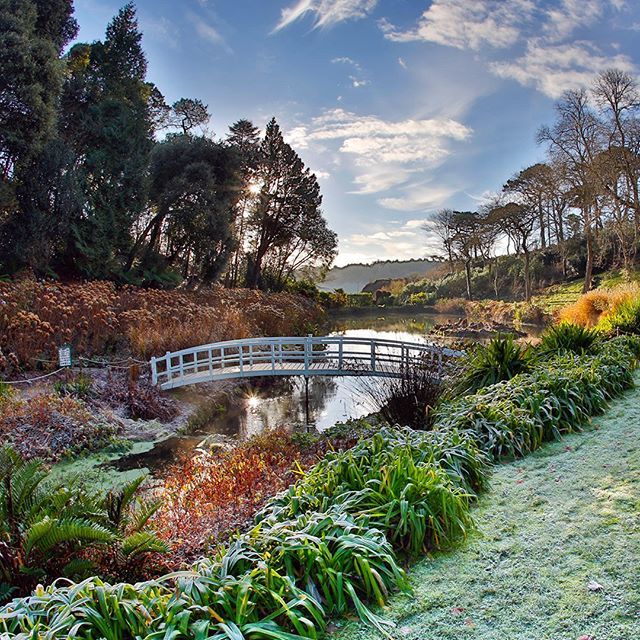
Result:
[334, 376, 640, 640]
[532, 269, 640, 314]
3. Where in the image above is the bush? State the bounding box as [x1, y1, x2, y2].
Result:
[559, 283, 640, 327]
[0, 277, 324, 370]
[257, 427, 486, 556]
[598, 296, 640, 334]
[356, 366, 444, 429]
[452, 335, 531, 396]
[436, 338, 638, 460]
[346, 292, 374, 307]
[536, 322, 600, 358]
[0, 392, 120, 462]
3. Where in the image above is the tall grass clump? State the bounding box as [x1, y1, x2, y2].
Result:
[356, 367, 444, 429]
[535, 322, 600, 358]
[559, 282, 640, 327]
[452, 335, 530, 396]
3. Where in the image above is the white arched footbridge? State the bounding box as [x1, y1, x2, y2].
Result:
[151, 335, 463, 391]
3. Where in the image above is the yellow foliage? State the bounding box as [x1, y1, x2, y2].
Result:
[559, 283, 640, 327]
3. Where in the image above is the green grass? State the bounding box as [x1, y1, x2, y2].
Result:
[532, 269, 640, 313]
[333, 374, 640, 640]
[532, 279, 585, 312]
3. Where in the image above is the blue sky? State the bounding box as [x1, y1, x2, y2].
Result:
[73, 0, 640, 266]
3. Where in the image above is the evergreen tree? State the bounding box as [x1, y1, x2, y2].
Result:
[225, 119, 261, 286]
[245, 118, 326, 289]
[59, 4, 154, 279]
[137, 135, 240, 286]
[0, 0, 77, 272]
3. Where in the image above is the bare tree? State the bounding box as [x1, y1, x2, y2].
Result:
[538, 89, 603, 292]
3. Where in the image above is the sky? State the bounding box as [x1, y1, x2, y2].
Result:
[72, 0, 640, 266]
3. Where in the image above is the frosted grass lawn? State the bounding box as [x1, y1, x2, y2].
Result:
[334, 375, 640, 640]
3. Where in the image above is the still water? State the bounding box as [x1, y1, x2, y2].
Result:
[111, 309, 458, 473]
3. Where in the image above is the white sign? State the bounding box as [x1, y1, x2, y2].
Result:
[58, 345, 72, 368]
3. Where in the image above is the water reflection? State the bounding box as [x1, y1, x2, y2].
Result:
[110, 309, 460, 473]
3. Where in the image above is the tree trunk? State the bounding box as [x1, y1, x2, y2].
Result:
[583, 227, 594, 293]
[464, 260, 473, 301]
[523, 248, 531, 301]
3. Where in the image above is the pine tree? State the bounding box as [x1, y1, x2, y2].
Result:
[0, 0, 77, 272]
[59, 4, 154, 279]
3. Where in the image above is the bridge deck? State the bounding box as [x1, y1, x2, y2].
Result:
[151, 335, 462, 390]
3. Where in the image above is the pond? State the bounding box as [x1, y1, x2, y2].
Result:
[108, 309, 488, 474]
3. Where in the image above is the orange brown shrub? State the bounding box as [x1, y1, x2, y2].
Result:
[0, 277, 323, 371]
[559, 284, 640, 327]
[152, 428, 358, 566]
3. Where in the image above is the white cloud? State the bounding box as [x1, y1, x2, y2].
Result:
[543, 0, 603, 42]
[491, 40, 635, 98]
[338, 218, 443, 264]
[274, 0, 378, 31]
[378, 184, 456, 212]
[398, 57, 407, 69]
[380, 0, 535, 50]
[381, 0, 636, 98]
[188, 12, 231, 52]
[288, 108, 471, 195]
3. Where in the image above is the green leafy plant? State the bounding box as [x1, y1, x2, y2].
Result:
[598, 297, 640, 335]
[536, 322, 600, 358]
[53, 374, 93, 399]
[452, 335, 531, 396]
[0, 448, 113, 598]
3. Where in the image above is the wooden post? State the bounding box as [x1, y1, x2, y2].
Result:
[239, 347, 244, 373]
[150, 356, 157, 385]
[370, 341, 376, 372]
[165, 351, 172, 383]
[304, 335, 311, 372]
[271, 342, 275, 371]
[338, 339, 343, 370]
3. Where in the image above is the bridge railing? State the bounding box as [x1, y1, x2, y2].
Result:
[150, 335, 462, 389]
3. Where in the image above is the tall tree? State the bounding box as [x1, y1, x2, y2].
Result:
[445, 211, 495, 301]
[245, 118, 327, 289]
[0, 0, 77, 272]
[0, 0, 76, 183]
[225, 119, 261, 286]
[136, 135, 239, 286]
[538, 89, 602, 292]
[59, 3, 155, 279]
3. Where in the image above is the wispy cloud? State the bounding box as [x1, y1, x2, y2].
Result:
[287, 108, 471, 210]
[332, 56, 369, 87]
[339, 218, 443, 265]
[377, 184, 457, 212]
[380, 0, 535, 50]
[491, 39, 635, 98]
[188, 11, 232, 53]
[274, 0, 378, 31]
[381, 0, 635, 98]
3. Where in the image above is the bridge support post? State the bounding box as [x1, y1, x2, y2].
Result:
[304, 375, 310, 425]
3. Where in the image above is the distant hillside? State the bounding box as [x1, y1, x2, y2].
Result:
[320, 259, 442, 293]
